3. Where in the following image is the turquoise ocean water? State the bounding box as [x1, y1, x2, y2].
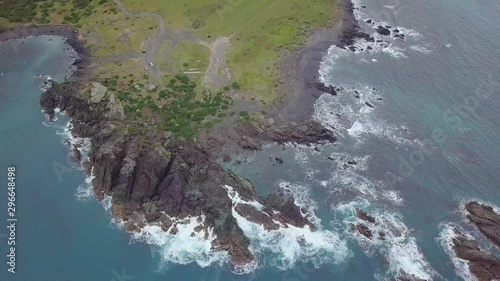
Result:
[1, 0, 500, 280]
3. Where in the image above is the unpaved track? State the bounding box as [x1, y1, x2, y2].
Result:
[198, 37, 232, 89]
[112, 0, 197, 81]
[113, 0, 235, 89]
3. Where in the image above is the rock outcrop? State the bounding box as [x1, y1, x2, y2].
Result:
[452, 229, 500, 281]
[446, 202, 500, 281]
[228, 118, 337, 151]
[465, 202, 500, 248]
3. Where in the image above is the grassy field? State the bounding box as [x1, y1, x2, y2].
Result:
[119, 0, 338, 101]
[169, 40, 210, 80]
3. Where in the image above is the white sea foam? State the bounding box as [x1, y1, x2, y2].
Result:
[437, 223, 478, 281]
[336, 201, 435, 281]
[223, 185, 350, 271]
[75, 169, 95, 201]
[278, 181, 321, 226]
[132, 215, 229, 268]
[382, 190, 404, 206]
[410, 45, 433, 54]
[321, 154, 386, 200]
[57, 121, 92, 166]
[313, 86, 427, 149]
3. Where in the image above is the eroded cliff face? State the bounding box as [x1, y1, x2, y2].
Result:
[41, 81, 337, 265]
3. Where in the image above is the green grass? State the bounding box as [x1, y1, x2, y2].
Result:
[227, 0, 337, 101]
[114, 75, 233, 140]
[169, 40, 210, 80]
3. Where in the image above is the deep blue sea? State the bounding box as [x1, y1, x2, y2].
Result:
[1, 0, 499, 280]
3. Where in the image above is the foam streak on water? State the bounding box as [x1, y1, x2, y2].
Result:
[336, 200, 436, 281]
[223, 185, 350, 272]
[131, 215, 228, 269]
[437, 223, 477, 281]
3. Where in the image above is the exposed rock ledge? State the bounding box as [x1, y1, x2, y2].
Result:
[452, 229, 500, 281]
[450, 202, 500, 281]
[40, 80, 336, 266]
[465, 202, 500, 248]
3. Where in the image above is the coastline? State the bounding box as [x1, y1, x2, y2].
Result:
[277, 0, 370, 123]
[0, 1, 356, 271]
[0, 25, 89, 70]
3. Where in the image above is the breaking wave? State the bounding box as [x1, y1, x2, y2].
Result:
[335, 200, 436, 281]
[131, 215, 229, 269]
[437, 223, 477, 281]
[224, 185, 350, 272]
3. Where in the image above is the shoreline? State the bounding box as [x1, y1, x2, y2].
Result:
[0, 1, 358, 270]
[276, 0, 370, 123]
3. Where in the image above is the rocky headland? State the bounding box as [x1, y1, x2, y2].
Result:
[39, 72, 338, 265]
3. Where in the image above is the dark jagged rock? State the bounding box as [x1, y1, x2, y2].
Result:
[275, 157, 284, 164]
[365, 102, 374, 108]
[265, 192, 314, 230]
[234, 118, 336, 150]
[222, 154, 232, 163]
[266, 120, 337, 145]
[465, 202, 500, 248]
[376, 26, 391, 36]
[351, 223, 372, 239]
[356, 208, 376, 223]
[394, 34, 406, 40]
[336, 0, 373, 47]
[311, 82, 342, 95]
[452, 229, 500, 281]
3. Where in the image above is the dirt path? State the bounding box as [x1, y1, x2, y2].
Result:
[198, 37, 232, 89]
[113, 0, 235, 89]
[112, 0, 197, 81]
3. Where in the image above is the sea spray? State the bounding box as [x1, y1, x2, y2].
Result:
[223, 185, 350, 271]
[335, 200, 436, 280]
[437, 223, 478, 281]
